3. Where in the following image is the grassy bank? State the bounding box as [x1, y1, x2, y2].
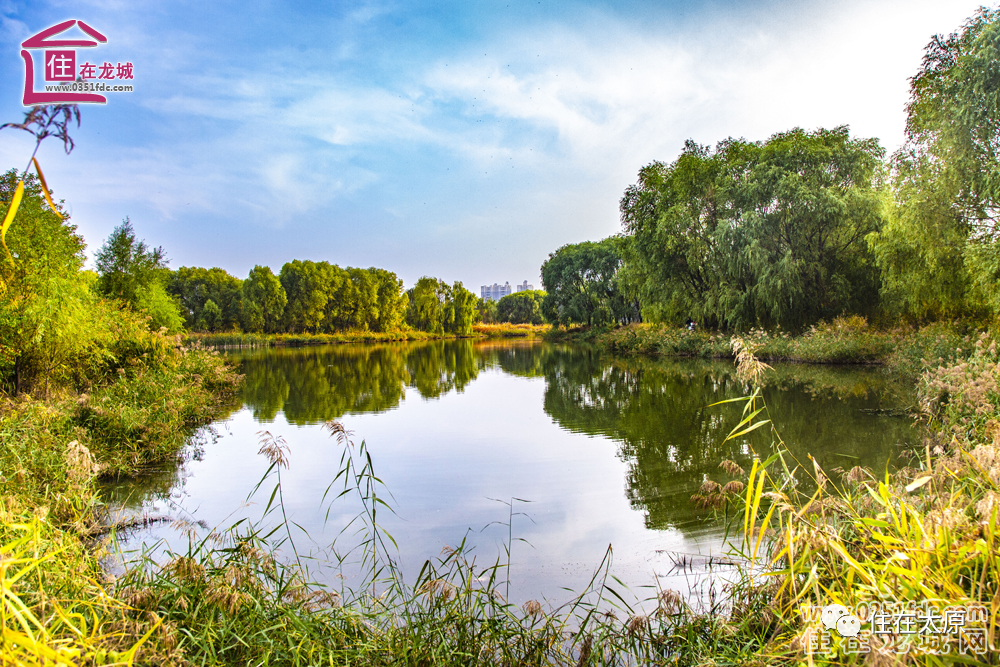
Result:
[553, 316, 982, 377]
[187, 322, 551, 348]
[6, 328, 999, 665]
[1, 334, 242, 665]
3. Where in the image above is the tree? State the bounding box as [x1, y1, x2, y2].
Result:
[496, 290, 547, 324]
[169, 266, 243, 331]
[241, 265, 287, 333]
[280, 260, 330, 333]
[0, 170, 102, 393]
[869, 8, 1000, 317]
[621, 127, 885, 330]
[95, 218, 166, 304]
[406, 277, 448, 334]
[370, 268, 407, 332]
[541, 238, 628, 327]
[94, 218, 183, 332]
[476, 297, 498, 324]
[445, 281, 478, 335]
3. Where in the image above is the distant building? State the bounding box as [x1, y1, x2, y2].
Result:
[481, 282, 512, 302]
[515, 280, 533, 292]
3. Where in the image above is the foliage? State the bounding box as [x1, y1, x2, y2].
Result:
[596, 317, 975, 376]
[870, 8, 1000, 319]
[540, 237, 637, 327]
[0, 170, 107, 395]
[279, 260, 408, 334]
[168, 266, 243, 331]
[405, 277, 478, 335]
[240, 265, 286, 333]
[476, 296, 498, 324]
[620, 127, 886, 331]
[496, 289, 547, 324]
[682, 337, 1000, 664]
[94, 218, 183, 332]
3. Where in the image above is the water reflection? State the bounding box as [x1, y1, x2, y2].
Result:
[534, 348, 918, 532]
[231, 340, 920, 533]
[239, 341, 486, 423]
[103, 340, 922, 601]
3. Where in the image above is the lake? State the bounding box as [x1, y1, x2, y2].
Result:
[103, 339, 922, 606]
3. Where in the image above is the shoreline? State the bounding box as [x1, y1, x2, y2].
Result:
[185, 322, 552, 348]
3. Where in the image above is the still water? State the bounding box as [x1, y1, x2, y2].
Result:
[104, 340, 921, 604]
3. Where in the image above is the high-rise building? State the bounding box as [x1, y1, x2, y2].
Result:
[515, 280, 533, 292]
[480, 282, 512, 302]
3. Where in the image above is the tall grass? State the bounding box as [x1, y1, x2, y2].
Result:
[188, 324, 551, 349]
[599, 317, 980, 376]
[108, 421, 700, 666]
[688, 335, 1000, 665]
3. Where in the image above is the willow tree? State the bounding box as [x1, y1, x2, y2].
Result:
[621, 127, 885, 330]
[870, 8, 1000, 318]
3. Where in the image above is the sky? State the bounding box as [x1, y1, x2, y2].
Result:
[0, 0, 990, 291]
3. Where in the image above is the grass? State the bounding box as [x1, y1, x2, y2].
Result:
[186, 323, 550, 349]
[589, 316, 981, 377]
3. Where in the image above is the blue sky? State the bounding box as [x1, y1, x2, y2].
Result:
[0, 0, 988, 290]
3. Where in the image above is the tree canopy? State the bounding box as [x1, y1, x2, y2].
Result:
[94, 218, 184, 332]
[496, 290, 547, 324]
[869, 8, 1000, 318]
[620, 127, 885, 330]
[541, 237, 638, 327]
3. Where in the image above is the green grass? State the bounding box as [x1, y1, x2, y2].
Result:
[592, 316, 979, 377]
[186, 324, 550, 349]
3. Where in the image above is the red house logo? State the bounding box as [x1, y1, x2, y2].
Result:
[19, 20, 134, 105]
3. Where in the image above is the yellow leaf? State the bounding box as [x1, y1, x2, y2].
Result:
[1, 179, 24, 265]
[904, 476, 932, 493]
[32, 157, 63, 220]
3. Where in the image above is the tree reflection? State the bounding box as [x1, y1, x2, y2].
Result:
[538, 349, 920, 534]
[238, 340, 493, 424]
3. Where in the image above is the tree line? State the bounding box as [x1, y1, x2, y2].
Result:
[90, 219, 548, 336]
[540, 8, 1000, 331]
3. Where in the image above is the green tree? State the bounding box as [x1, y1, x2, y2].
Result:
[406, 277, 448, 334]
[496, 290, 547, 324]
[94, 218, 184, 332]
[370, 268, 407, 332]
[869, 8, 1000, 317]
[0, 171, 103, 393]
[621, 127, 885, 330]
[476, 297, 498, 324]
[169, 266, 243, 331]
[280, 260, 330, 333]
[541, 238, 628, 327]
[444, 281, 477, 335]
[241, 265, 287, 333]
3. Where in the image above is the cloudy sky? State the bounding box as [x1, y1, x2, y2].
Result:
[0, 0, 988, 289]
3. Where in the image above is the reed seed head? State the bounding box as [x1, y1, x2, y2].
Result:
[719, 460, 745, 477]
